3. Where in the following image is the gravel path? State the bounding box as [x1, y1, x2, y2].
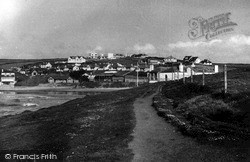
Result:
[129, 91, 243, 162]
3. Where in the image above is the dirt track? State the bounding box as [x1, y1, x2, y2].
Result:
[129, 91, 244, 162]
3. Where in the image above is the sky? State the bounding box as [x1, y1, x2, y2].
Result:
[0, 0, 250, 63]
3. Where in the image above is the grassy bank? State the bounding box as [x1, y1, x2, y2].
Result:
[0, 83, 159, 161]
[153, 65, 250, 145]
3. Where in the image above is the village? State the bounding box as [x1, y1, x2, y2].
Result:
[0, 52, 219, 88]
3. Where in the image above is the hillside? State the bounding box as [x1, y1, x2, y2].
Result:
[0, 83, 160, 161]
[155, 64, 250, 145]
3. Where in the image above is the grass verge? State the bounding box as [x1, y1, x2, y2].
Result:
[0, 83, 159, 161]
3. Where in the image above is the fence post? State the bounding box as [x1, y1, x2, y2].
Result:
[202, 70, 205, 86]
[224, 64, 227, 93]
[183, 69, 185, 84]
[191, 69, 193, 83]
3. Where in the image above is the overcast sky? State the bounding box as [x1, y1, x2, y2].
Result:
[0, 0, 250, 63]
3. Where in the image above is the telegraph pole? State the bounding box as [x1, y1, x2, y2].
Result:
[224, 64, 227, 93]
[202, 70, 205, 86]
[191, 68, 193, 83]
[183, 68, 185, 84]
[136, 62, 139, 87]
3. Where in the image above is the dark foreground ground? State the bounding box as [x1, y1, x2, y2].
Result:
[0, 83, 159, 161]
[153, 64, 250, 161]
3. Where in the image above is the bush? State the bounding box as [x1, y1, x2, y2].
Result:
[176, 95, 238, 123]
[15, 75, 49, 86]
[81, 82, 101, 88]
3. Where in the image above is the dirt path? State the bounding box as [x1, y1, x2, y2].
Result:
[129, 91, 242, 162]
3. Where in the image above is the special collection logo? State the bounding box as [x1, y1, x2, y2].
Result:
[188, 12, 237, 40]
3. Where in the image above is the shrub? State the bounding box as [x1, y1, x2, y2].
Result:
[176, 95, 238, 123]
[81, 82, 101, 88]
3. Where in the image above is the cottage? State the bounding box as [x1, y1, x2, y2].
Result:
[40, 62, 52, 69]
[131, 54, 148, 58]
[0, 70, 16, 87]
[73, 65, 80, 71]
[31, 70, 39, 76]
[200, 59, 213, 65]
[124, 71, 148, 83]
[183, 56, 201, 64]
[89, 52, 98, 59]
[48, 75, 78, 84]
[164, 56, 177, 63]
[147, 57, 165, 65]
[112, 71, 131, 82]
[107, 53, 114, 59]
[94, 71, 116, 82]
[148, 64, 188, 83]
[68, 56, 86, 63]
[149, 67, 179, 82]
[114, 53, 125, 59]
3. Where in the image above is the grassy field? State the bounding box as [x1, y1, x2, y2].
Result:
[0, 58, 66, 69]
[0, 83, 160, 161]
[158, 64, 250, 144]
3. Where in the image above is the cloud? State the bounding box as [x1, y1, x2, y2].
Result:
[168, 35, 250, 50]
[168, 39, 222, 50]
[94, 45, 102, 51]
[133, 43, 156, 54]
[167, 34, 250, 63]
[86, 45, 103, 54]
[228, 35, 250, 46]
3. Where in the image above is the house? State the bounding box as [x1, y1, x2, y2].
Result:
[131, 54, 148, 58]
[40, 62, 52, 69]
[149, 67, 180, 83]
[89, 52, 98, 59]
[124, 71, 148, 83]
[189, 57, 201, 64]
[0, 70, 16, 87]
[68, 56, 86, 63]
[138, 64, 150, 72]
[31, 70, 39, 76]
[183, 56, 192, 62]
[148, 64, 189, 83]
[164, 56, 177, 63]
[200, 59, 212, 65]
[147, 57, 165, 65]
[189, 64, 219, 75]
[94, 70, 116, 82]
[48, 75, 78, 84]
[114, 53, 125, 59]
[112, 71, 131, 82]
[73, 65, 80, 71]
[107, 53, 115, 59]
[183, 56, 201, 64]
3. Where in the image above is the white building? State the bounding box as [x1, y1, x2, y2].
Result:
[40, 62, 52, 69]
[68, 56, 86, 63]
[164, 56, 177, 63]
[107, 53, 115, 59]
[89, 52, 98, 59]
[0, 70, 16, 87]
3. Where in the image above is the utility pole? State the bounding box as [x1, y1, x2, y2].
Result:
[191, 68, 193, 83]
[136, 62, 139, 87]
[224, 64, 227, 93]
[202, 70, 205, 86]
[183, 68, 185, 84]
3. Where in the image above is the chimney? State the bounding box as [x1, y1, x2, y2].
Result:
[179, 63, 183, 72]
[150, 64, 154, 71]
[214, 65, 219, 73]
